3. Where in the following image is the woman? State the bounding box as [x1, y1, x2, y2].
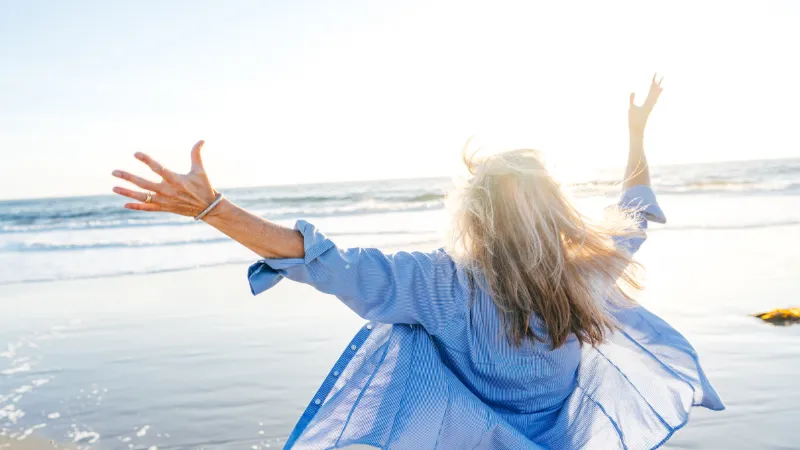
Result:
[112, 75, 723, 449]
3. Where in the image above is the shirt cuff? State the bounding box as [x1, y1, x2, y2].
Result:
[246, 220, 336, 296]
[619, 185, 667, 224]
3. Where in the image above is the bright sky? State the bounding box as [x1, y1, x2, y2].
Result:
[2, 0, 798, 200]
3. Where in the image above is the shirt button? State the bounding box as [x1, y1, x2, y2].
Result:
[350, 345, 357, 351]
[366, 324, 373, 330]
[333, 371, 339, 377]
[314, 399, 321, 405]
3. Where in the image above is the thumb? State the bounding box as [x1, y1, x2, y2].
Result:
[190, 140, 205, 172]
[629, 92, 636, 107]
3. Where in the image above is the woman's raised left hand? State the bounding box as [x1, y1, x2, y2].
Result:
[112, 140, 217, 217]
[628, 74, 664, 134]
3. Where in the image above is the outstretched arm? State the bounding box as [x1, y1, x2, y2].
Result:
[111, 142, 462, 331]
[111, 140, 304, 259]
[624, 74, 663, 189]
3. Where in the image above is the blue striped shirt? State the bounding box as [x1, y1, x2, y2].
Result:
[248, 185, 724, 449]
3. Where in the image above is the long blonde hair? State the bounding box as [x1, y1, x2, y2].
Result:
[447, 146, 643, 349]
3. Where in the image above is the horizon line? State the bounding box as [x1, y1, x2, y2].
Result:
[3, 155, 798, 203]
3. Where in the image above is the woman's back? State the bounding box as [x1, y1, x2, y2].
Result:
[432, 268, 581, 427]
[447, 290, 582, 441]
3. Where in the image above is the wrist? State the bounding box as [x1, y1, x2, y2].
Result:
[201, 197, 232, 223]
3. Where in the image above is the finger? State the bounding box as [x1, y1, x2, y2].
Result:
[124, 203, 163, 212]
[652, 73, 658, 85]
[629, 92, 636, 106]
[657, 75, 664, 86]
[134, 152, 180, 183]
[190, 140, 205, 173]
[112, 186, 149, 202]
[112, 170, 161, 192]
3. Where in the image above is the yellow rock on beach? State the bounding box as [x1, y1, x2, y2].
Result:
[753, 308, 800, 325]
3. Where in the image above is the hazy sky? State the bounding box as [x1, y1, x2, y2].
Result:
[2, 0, 798, 200]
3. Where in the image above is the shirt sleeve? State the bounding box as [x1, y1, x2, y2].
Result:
[613, 185, 667, 255]
[247, 220, 463, 334]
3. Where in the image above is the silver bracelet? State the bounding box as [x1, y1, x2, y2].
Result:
[194, 192, 224, 220]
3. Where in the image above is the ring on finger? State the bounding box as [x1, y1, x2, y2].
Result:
[144, 192, 153, 204]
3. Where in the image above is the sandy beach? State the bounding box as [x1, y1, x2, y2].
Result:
[1, 220, 799, 448]
[0, 436, 76, 449]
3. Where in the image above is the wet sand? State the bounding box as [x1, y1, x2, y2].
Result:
[0, 435, 75, 449]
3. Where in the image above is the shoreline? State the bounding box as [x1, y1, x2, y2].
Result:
[4, 219, 800, 289]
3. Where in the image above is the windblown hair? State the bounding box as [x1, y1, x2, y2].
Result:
[447, 146, 644, 349]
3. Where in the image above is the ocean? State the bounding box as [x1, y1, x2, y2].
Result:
[2, 158, 799, 287]
[1, 158, 799, 449]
